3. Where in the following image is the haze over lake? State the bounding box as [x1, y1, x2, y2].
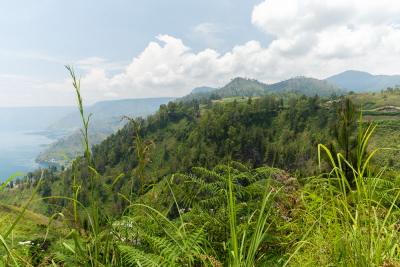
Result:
[0, 129, 60, 182]
[0, 106, 76, 182]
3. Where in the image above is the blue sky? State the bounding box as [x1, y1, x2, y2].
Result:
[1, 0, 400, 106]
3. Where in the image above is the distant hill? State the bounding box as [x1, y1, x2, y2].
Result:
[190, 86, 215, 94]
[177, 77, 347, 103]
[34, 97, 176, 165]
[54, 97, 177, 130]
[40, 97, 176, 139]
[325, 70, 400, 93]
[0, 106, 75, 131]
[36, 132, 109, 166]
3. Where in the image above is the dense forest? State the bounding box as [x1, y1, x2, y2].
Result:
[178, 76, 347, 103]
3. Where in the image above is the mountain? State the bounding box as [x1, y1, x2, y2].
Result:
[35, 132, 109, 166]
[52, 97, 177, 131]
[190, 86, 215, 94]
[34, 97, 176, 165]
[325, 70, 400, 93]
[40, 97, 176, 139]
[0, 106, 75, 131]
[177, 77, 347, 103]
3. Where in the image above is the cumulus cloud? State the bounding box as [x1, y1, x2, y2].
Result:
[251, 0, 400, 74]
[76, 35, 282, 99]
[44, 0, 400, 104]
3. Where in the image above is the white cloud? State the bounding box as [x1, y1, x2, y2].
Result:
[15, 0, 400, 106]
[75, 35, 282, 99]
[251, 0, 400, 75]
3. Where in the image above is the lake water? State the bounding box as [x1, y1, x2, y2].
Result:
[0, 130, 60, 183]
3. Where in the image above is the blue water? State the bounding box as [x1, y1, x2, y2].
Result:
[0, 130, 60, 182]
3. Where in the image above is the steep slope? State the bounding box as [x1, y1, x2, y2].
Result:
[177, 77, 346, 103]
[34, 98, 177, 165]
[35, 132, 109, 166]
[190, 86, 215, 94]
[0, 202, 66, 257]
[325, 70, 400, 92]
[3, 93, 400, 220]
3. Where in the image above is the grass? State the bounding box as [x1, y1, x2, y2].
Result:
[361, 115, 400, 121]
[0, 203, 67, 261]
[350, 91, 400, 110]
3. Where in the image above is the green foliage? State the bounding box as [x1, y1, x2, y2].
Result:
[178, 77, 347, 103]
[36, 132, 109, 166]
[28, 238, 52, 266]
[322, 98, 370, 185]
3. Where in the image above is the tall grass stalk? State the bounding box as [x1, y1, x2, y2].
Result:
[120, 116, 155, 201]
[62, 65, 105, 266]
[316, 108, 400, 266]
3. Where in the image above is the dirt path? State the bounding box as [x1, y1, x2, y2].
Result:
[371, 106, 400, 111]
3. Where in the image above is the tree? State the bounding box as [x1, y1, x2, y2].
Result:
[27, 172, 33, 183]
[108, 151, 116, 166]
[324, 98, 370, 186]
[50, 165, 58, 174]
[247, 97, 252, 105]
[40, 178, 51, 197]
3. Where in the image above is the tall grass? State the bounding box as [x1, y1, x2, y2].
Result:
[291, 109, 400, 266]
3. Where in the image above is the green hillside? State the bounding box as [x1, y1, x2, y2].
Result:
[0, 202, 66, 261]
[177, 76, 347, 103]
[34, 77, 346, 168]
[348, 89, 400, 110]
[3, 84, 400, 265]
[190, 86, 215, 94]
[35, 132, 109, 166]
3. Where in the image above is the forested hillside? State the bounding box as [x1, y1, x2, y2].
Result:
[3, 86, 400, 265]
[5, 93, 338, 215]
[34, 76, 345, 168]
[35, 132, 109, 166]
[178, 76, 347, 103]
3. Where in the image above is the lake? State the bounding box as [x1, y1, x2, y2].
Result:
[0, 130, 60, 183]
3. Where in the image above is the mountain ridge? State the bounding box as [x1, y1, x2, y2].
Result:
[177, 76, 347, 103]
[325, 70, 400, 92]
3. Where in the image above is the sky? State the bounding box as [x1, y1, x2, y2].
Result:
[1, 0, 400, 107]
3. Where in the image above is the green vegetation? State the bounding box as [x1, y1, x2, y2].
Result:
[36, 132, 109, 166]
[3, 68, 400, 266]
[349, 87, 400, 110]
[178, 76, 347, 103]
